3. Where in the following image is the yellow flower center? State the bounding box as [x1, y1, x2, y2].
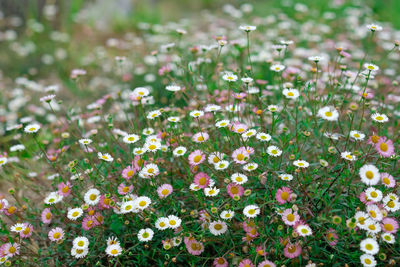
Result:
[365, 171, 374, 179]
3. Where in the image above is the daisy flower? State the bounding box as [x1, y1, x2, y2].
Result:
[279, 173, 293, 181]
[283, 243, 301, 258]
[139, 163, 159, 178]
[380, 173, 395, 188]
[73, 236, 89, 250]
[188, 150, 206, 166]
[44, 192, 63, 205]
[71, 247, 88, 258]
[133, 196, 151, 210]
[209, 221, 228, 236]
[381, 217, 398, 233]
[243, 205, 260, 218]
[281, 208, 300, 226]
[0, 157, 8, 166]
[155, 217, 169, 230]
[106, 244, 122, 257]
[256, 132, 271, 142]
[366, 204, 383, 221]
[232, 148, 249, 164]
[267, 146, 282, 157]
[222, 73, 238, 82]
[123, 134, 140, 144]
[270, 64, 285, 72]
[208, 152, 224, 164]
[48, 227, 64, 242]
[173, 146, 187, 157]
[350, 130, 365, 141]
[318, 106, 339, 121]
[341, 151, 357, 161]
[220, 210, 235, 220]
[363, 63, 379, 72]
[214, 160, 230, 170]
[239, 25, 256, 32]
[204, 187, 220, 197]
[243, 162, 258, 171]
[167, 215, 182, 229]
[366, 24, 382, 31]
[226, 183, 244, 198]
[67, 208, 83, 220]
[365, 187, 383, 202]
[3, 243, 20, 257]
[194, 172, 210, 188]
[375, 137, 395, 157]
[11, 223, 25, 233]
[371, 113, 388, 123]
[216, 120, 230, 128]
[20, 223, 33, 238]
[24, 123, 40, 133]
[275, 187, 292, 204]
[190, 110, 204, 118]
[138, 228, 154, 242]
[258, 260, 276, 267]
[165, 85, 181, 92]
[167, 116, 180, 122]
[293, 160, 309, 168]
[41, 208, 52, 224]
[296, 224, 313, 236]
[84, 188, 101, 205]
[360, 254, 376, 267]
[97, 152, 114, 162]
[147, 110, 162, 120]
[359, 164, 380, 185]
[308, 56, 323, 62]
[120, 200, 137, 214]
[214, 257, 229, 267]
[360, 238, 379, 255]
[282, 88, 299, 99]
[231, 173, 248, 184]
[157, 184, 173, 198]
[242, 129, 257, 140]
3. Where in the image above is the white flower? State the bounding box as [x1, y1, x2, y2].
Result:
[144, 141, 161, 152]
[98, 152, 113, 162]
[79, 138, 92, 145]
[241, 77, 253, 83]
[204, 187, 220, 197]
[204, 104, 221, 112]
[44, 192, 63, 205]
[167, 215, 182, 229]
[366, 24, 382, 32]
[120, 201, 138, 214]
[222, 73, 238, 82]
[105, 244, 122, 257]
[220, 210, 235, 220]
[243, 162, 258, 171]
[71, 247, 88, 258]
[84, 188, 101, 206]
[360, 254, 377, 267]
[216, 120, 230, 128]
[279, 173, 293, 181]
[296, 225, 312, 236]
[381, 233, 395, 244]
[360, 238, 379, 255]
[67, 208, 83, 220]
[363, 63, 379, 72]
[359, 164, 380, 185]
[209, 221, 228, 236]
[365, 187, 383, 202]
[308, 56, 323, 62]
[147, 110, 162, 120]
[366, 204, 383, 221]
[167, 116, 180, 122]
[142, 128, 154, 135]
[190, 110, 204, 118]
[155, 217, 169, 230]
[242, 129, 257, 139]
[133, 147, 147, 155]
[73, 236, 89, 249]
[0, 157, 8, 166]
[282, 88, 299, 99]
[133, 196, 151, 210]
[341, 151, 357, 161]
[139, 163, 159, 178]
[243, 205, 260, 218]
[267, 146, 282, 157]
[256, 132, 271, 142]
[270, 64, 285, 72]
[350, 130, 365, 141]
[214, 160, 229, 170]
[173, 146, 187, 157]
[318, 106, 339, 121]
[123, 134, 140, 144]
[137, 228, 154, 242]
[293, 160, 309, 168]
[10, 144, 25, 152]
[382, 195, 399, 212]
[11, 223, 25, 233]
[239, 25, 256, 32]
[166, 85, 181, 92]
[371, 113, 388, 123]
[24, 123, 40, 133]
[231, 173, 248, 185]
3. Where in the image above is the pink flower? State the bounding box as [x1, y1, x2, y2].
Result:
[238, 259, 254, 267]
[185, 237, 204, 255]
[281, 208, 300, 226]
[255, 245, 267, 256]
[359, 192, 374, 205]
[194, 172, 210, 188]
[19, 223, 33, 238]
[157, 184, 173, 198]
[283, 243, 301, 258]
[230, 122, 248, 134]
[57, 181, 72, 197]
[381, 217, 399, 234]
[326, 229, 338, 246]
[226, 183, 244, 198]
[375, 137, 395, 158]
[244, 146, 255, 155]
[213, 257, 228, 267]
[258, 260, 276, 267]
[188, 150, 206, 166]
[381, 173, 395, 188]
[192, 132, 209, 143]
[275, 187, 292, 204]
[82, 215, 98, 230]
[48, 227, 65, 242]
[122, 165, 136, 180]
[232, 148, 250, 164]
[118, 183, 133, 195]
[41, 208, 52, 224]
[2, 242, 20, 257]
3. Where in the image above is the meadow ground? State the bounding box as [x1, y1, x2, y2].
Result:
[0, 0, 400, 266]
